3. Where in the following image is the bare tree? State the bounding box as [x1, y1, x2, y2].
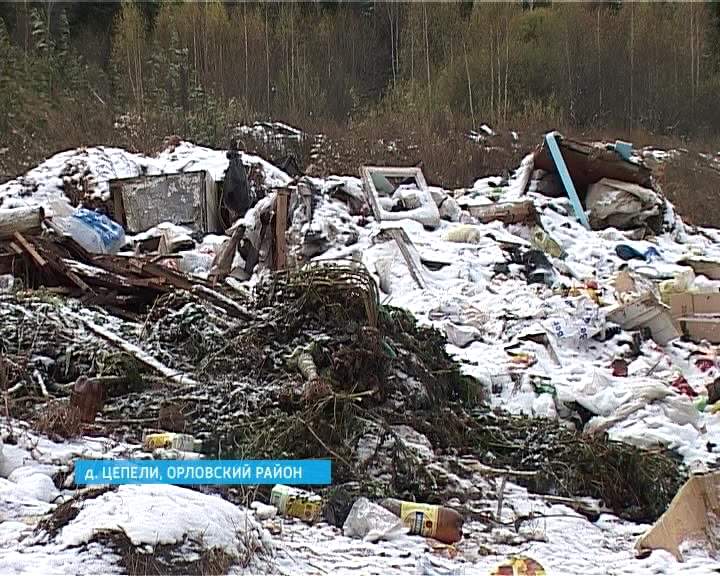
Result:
[423, 3, 430, 103]
[265, 5, 270, 115]
[463, 37, 475, 130]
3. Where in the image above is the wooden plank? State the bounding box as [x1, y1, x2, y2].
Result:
[67, 311, 198, 386]
[274, 189, 289, 270]
[209, 224, 245, 283]
[383, 227, 426, 289]
[110, 180, 126, 227]
[544, 131, 591, 229]
[13, 232, 47, 267]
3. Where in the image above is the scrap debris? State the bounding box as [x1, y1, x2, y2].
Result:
[3, 132, 720, 573]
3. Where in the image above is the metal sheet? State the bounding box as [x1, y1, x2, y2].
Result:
[111, 171, 210, 234]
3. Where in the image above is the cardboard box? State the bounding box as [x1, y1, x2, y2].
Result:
[606, 292, 680, 346]
[670, 292, 720, 344]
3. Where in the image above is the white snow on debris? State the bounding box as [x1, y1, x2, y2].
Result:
[58, 484, 272, 558]
[0, 140, 291, 210]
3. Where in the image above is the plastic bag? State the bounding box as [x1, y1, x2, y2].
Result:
[544, 299, 604, 349]
[343, 497, 407, 542]
[54, 208, 126, 254]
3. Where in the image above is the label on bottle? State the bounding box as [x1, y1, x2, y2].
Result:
[270, 485, 322, 522]
[143, 433, 195, 452]
[398, 502, 439, 538]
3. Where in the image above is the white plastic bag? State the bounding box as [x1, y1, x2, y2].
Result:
[343, 497, 408, 542]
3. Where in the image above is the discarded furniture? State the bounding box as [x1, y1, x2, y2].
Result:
[110, 171, 220, 234]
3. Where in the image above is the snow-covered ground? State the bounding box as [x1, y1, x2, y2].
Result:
[2, 138, 720, 574]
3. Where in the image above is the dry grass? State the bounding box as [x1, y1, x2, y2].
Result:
[36, 487, 112, 538]
[96, 531, 236, 576]
[33, 400, 83, 440]
[303, 112, 528, 189]
[656, 152, 720, 228]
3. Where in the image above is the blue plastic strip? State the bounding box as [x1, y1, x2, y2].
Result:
[544, 131, 591, 229]
[76, 459, 332, 486]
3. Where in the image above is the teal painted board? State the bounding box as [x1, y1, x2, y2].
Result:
[614, 140, 632, 161]
[544, 132, 591, 229]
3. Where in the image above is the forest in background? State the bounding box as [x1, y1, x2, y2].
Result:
[1, 0, 720, 189]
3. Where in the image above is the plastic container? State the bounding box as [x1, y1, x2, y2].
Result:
[270, 484, 322, 522]
[531, 226, 566, 259]
[54, 208, 126, 254]
[379, 498, 464, 544]
[143, 432, 202, 453]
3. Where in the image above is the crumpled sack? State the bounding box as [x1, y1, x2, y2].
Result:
[343, 497, 408, 542]
[587, 178, 662, 231]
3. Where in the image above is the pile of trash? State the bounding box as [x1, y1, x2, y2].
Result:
[4, 129, 720, 573]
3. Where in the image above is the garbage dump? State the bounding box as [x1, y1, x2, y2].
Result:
[3, 134, 720, 574]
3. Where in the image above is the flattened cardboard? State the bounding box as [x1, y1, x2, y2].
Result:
[636, 472, 720, 561]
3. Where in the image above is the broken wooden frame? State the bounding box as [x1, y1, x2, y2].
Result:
[360, 165, 440, 227]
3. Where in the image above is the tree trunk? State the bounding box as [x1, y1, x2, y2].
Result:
[388, 3, 396, 89]
[265, 6, 270, 115]
[490, 30, 494, 125]
[630, 2, 634, 128]
[244, 5, 248, 100]
[463, 39, 475, 129]
[503, 16, 509, 125]
[596, 8, 602, 113]
[424, 3, 430, 103]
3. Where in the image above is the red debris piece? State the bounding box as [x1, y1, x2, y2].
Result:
[671, 375, 698, 397]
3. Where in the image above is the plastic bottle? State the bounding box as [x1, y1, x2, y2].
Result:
[53, 206, 126, 254]
[142, 432, 202, 453]
[379, 498, 464, 544]
[270, 484, 322, 522]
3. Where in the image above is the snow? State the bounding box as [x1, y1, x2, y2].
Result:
[4, 138, 720, 574]
[58, 484, 271, 554]
[0, 140, 292, 210]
